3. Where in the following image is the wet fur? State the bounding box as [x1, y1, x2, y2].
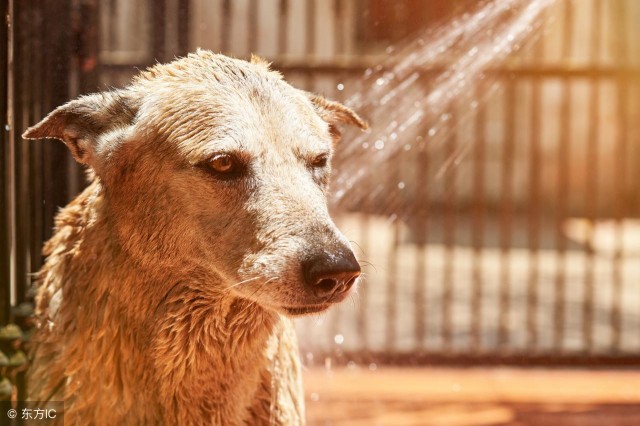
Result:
[23, 51, 366, 425]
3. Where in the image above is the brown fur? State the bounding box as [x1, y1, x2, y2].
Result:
[23, 51, 366, 425]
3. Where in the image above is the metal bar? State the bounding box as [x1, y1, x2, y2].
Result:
[277, 0, 288, 56]
[309, 351, 640, 368]
[329, 0, 347, 344]
[526, 35, 544, 351]
[583, 0, 602, 353]
[177, 0, 190, 56]
[554, 0, 573, 352]
[100, 59, 640, 80]
[270, 62, 640, 79]
[0, 0, 11, 322]
[42, 0, 73, 243]
[151, 0, 166, 61]
[28, 0, 43, 289]
[610, 0, 629, 352]
[414, 131, 429, 350]
[304, 0, 316, 90]
[441, 103, 456, 352]
[470, 83, 486, 352]
[357, 214, 370, 351]
[385, 168, 400, 351]
[248, 0, 257, 54]
[221, 0, 231, 54]
[6, 0, 17, 313]
[15, 0, 31, 305]
[498, 80, 516, 349]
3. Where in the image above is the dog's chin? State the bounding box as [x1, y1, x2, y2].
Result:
[280, 303, 333, 317]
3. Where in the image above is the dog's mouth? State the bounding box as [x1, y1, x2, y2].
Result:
[282, 304, 332, 316]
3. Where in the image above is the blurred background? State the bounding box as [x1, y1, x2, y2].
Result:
[2, 0, 640, 424]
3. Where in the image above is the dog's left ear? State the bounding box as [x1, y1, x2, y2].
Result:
[22, 90, 138, 170]
[307, 94, 368, 140]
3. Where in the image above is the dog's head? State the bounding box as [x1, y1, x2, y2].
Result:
[24, 50, 368, 316]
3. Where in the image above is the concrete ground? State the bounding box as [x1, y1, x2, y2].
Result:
[304, 367, 640, 426]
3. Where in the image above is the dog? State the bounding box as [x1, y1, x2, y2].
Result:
[22, 50, 367, 425]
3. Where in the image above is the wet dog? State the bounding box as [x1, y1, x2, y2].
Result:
[23, 50, 366, 425]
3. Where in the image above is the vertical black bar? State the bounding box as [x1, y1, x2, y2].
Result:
[78, 0, 101, 94]
[248, 0, 257, 54]
[221, 0, 231, 54]
[177, 0, 190, 56]
[14, 0, 30, 305]
[27, 0, 43, 291]
[278, 0, 288, 56]
[152, 0, 166, 61]
[41, 0, 73, 243]
[0, 0, 10, 322]
[305, 0, 315, 90]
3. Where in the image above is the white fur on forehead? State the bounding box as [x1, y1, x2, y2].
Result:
[131, 52, 331, 161]
[134, 49, 283, 86]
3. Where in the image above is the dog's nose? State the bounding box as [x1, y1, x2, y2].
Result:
[303, 250, 361, 298]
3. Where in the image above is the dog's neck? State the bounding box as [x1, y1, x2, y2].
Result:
[34, 180, 287, 425]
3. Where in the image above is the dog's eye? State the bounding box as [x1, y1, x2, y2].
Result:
[208, 154, 237, 174]
[310, 154, 329, 168]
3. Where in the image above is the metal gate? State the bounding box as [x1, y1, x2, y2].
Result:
[2, 0, 640, 364]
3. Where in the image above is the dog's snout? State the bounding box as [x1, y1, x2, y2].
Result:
[303, 250, 361, 298]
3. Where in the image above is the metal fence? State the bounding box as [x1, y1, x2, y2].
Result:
[2, 0, 640, 364]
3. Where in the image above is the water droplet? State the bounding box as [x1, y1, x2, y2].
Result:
[362, 142, 369, 149]
[404, 144, 412, 151]
[334, 334, 344, 345]
[428, 128, 437, 137]
[375, 78, 386, 86]
[470, 101, 479, 109]
[336, 83, 344, 91]
[440, 113, 452, 122]
[324, 357, 332, 371]
[397, 182, 405, 189]
[4, 124, 10, 131]
[390, 132, 397, 141]
[467, 47, 478, 57]
[368, 363, 377, 371]
[310, 392, 320, 401]
[374, 140, 385, 150]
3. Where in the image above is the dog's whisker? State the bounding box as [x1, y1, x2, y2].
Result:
[224, 276, 262, 290]
[349, 240, 366, 256]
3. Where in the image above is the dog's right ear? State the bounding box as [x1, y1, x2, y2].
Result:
[22, 90, 138, 168]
